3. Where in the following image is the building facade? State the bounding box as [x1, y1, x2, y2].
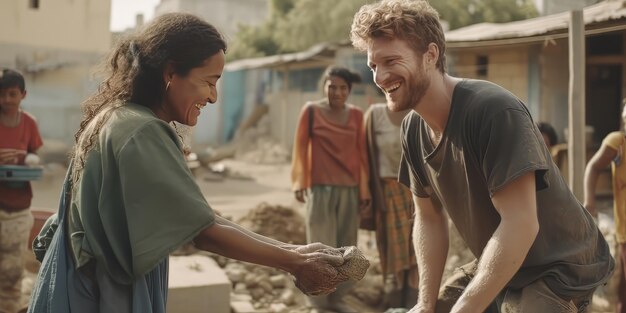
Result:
[155, 0, 268, 40]
[0, 0, 111, 143]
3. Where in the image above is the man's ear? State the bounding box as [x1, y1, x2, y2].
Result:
[21, 89, 27, 100]
[424, 43, 439, 66]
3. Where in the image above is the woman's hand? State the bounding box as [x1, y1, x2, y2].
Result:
[294, 242, 334, 254]
[359, 197, 371, 211]
[292, 250, 347, 296]
[295, 189, 308, 203]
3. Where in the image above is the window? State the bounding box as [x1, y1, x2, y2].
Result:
[288, 67, 325, 92]
[29, 0, 40, 9]
[587, 33, 623, 56]
[476, 55, 488, 77]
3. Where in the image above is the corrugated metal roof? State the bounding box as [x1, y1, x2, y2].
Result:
[446, 0, 626, 43]
[225, 42, 339, 71]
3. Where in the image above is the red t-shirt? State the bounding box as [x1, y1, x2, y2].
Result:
[0, 111, 43, 212]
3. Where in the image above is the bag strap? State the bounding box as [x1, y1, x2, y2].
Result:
[308, 105, 314, 138]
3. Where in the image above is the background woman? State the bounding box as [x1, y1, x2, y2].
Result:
[291, 65, 370, 312]
[364, 102, 418, 309]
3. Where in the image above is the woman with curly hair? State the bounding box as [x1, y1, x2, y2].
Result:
[28, 13, 347, 313]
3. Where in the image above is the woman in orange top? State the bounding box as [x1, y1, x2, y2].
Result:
[291, 66, 370, 312]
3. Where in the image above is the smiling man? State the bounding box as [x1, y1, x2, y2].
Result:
[351, 1, 614, 312]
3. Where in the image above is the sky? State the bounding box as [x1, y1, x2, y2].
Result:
[110, 0, 161, 32]
[109, 0, 545, 32]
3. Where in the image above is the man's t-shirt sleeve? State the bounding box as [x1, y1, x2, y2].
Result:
[477, 108, 550, 196]
[603, 131, 624, 151]
[398, 117, 429, 198]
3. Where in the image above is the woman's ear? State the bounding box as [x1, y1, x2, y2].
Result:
[162, 61, 176, 85]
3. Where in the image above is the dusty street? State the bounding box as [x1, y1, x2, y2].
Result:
[30, 159, 299, 221]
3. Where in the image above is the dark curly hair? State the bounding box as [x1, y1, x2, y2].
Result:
[537, 122, 558, 147]
[0, 69, 26, 92]
[71, 13, 227, 185]
[321, 66, 362, 91]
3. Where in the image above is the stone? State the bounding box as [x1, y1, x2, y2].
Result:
[270, 303, 288, 313]
[234, 282, 249, 295]
[226, 268, 245, 283]
[279, 289, 296, 306]
[269, 274, 287, 288]
[338, 246, 370, 281]
[231, 301, 257, 313]
[231, 293, 253, 302]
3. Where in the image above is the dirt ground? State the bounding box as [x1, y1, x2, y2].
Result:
[30, 159, 298, 220]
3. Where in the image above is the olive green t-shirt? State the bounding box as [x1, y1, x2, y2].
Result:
[399, 79, 613, 297]
[69, 104, 215, 285]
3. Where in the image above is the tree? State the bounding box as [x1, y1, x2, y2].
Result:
[432, 0, 538, 30]
[226, 0, 295, 61]
[227, 22, 281, 61]
[227, 0, 371, 60]
[273, 0, 373, 52]
[227, 0, 539, 61]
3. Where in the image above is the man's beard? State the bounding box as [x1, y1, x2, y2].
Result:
[387, 68, 430, 112]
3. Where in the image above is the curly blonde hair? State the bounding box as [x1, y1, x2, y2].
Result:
[350, 0, 446, 73]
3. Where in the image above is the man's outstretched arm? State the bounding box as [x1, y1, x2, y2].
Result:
[409, 195, 449, 313]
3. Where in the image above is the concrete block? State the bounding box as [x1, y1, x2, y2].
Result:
[167, 255, 231, 313]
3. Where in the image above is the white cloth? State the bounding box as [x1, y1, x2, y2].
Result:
[0, 209, 33, 313]
[371, 104, 403, 178]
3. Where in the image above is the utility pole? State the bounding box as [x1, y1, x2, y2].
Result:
[568, 10, 585, 200]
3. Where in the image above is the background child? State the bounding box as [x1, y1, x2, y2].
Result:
[0, 68, 43, 313]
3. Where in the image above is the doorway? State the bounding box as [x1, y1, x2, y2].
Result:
[586, 64, 623, 144]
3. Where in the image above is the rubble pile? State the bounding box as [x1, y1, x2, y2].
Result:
[350, 262, 385, 307]
[234, 115, 290, 165]
[217, 253, 382, 312]
[219, 206, 382, 312]
[224, 258, 312, 313]
[350, 231, 385, 308]
[235, 137, 290, 165]
[236, 203, 306, 245]
[197, 115, 290, 165]
[590, 212, 619, 313]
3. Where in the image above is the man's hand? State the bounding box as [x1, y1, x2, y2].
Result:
[292, 250, 347, 296]
[359, 198, 371, 211]
[407, 303, 432, 313]
[295, 189, 307, 203]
